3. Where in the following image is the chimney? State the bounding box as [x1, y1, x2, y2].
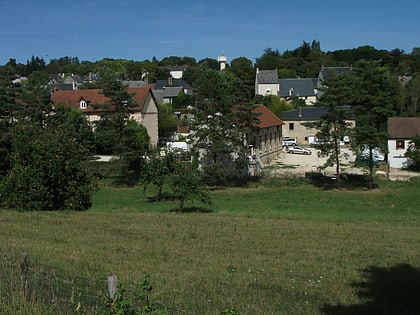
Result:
[298, 107, 303, 117]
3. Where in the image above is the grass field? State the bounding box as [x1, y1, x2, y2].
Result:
[1, 177, 420, 314]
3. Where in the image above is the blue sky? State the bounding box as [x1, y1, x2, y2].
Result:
[1, 0, 419, 65]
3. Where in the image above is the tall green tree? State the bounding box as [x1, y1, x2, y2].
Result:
[0, 69, 23, 131]
[21, 70, 53, 127]
[351, 60, 402, 184]
[118, 119, 150, 185]
[94, 74, 151, 185]
[402, 73, 420, 116]
[190, 69, 252, 185]
[94, 72, 138, 154]
[227, 57, 255, 100]
[306, 70, 354, 183]
[309, 106, 352, 183]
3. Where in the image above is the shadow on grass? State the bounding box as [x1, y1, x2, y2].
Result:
[321, 264, 420, 315]
[169, 206, 213, 213]
[305, 172, 377, 190]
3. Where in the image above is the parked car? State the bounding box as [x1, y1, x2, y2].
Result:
[360, 146, 385, 162]
[287, 146, 312, 155]
[282, 137, 297, 147]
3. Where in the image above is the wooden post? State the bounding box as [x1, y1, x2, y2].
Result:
[107, 273, 118, 300]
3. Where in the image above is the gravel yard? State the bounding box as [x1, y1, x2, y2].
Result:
[265, 146, 417, 181]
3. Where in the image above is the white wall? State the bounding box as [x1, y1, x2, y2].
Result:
[257, 83, 279, 96]
[388, 139, 409, 168]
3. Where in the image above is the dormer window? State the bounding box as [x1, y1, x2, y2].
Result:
[80, 99, 87, 109]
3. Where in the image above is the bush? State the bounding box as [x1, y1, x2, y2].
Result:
[1, 123, 95, 211]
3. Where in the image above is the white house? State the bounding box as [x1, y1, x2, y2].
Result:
[387, 117, 420, 168]
[255, 69, 279, 96]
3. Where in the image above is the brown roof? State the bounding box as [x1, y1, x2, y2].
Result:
[177, 125, 190, 133]
[51, 86, 154, 113]
[388, 117, 420, 139]
[253, 104, 284, 128]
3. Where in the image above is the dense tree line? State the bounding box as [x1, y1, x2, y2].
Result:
[2, 41, 419, 116]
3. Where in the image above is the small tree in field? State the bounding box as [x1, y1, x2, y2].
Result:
[142, 149, 177, 200]
[168, 159, 211, 212]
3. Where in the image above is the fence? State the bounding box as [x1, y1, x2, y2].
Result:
[0, 252, 107, 314]
[0, 252, 188, 314]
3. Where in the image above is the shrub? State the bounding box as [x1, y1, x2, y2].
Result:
[1, 123, 95, 211]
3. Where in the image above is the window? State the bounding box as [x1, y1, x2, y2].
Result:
[289, 123, 294, 130]
[396, 140, 405, 150]
[80, 99, 87, 109]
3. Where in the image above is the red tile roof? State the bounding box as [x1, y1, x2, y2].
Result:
[51, 86, 154, 112]
[253, 104, 284, 128]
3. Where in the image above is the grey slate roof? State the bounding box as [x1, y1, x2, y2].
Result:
[256, 69, 279, 84]
[279, 78, 316, 97]
[281, 107, 329, 121]
[154, 79, 192, 91]
[163, 86, 184, 98]
[281, 106, 353, 121]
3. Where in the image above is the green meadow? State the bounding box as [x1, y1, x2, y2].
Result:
[1, 177, 420, 314]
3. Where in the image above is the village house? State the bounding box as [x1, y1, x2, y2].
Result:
[387, 117, 420, 168]
[278, 78, 317, 105]
[51, 86, 159, 146]
[255, 69, 317, 105]
[252, 104, 284, 163]
[152, 78, 192, 104]
[280, 106, 354, 145]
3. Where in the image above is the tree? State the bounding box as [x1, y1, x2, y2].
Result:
[255, 48, 283, 70]
[143, 150, 173, 200]
[118, 119, 150, 185]
[168, 159, 211, 211]
[93, 74, 151, 185]
[402, 73, 420, 116]
[94, 72, 139, 155]
[350, 60, 402, 184]
[227, 57, 255, 100]
[305, 69, 354, 183]
[0, 69, 23, 131]
[405, 135, 420, 170]
[158, 103, 179, 140]
[263, 95, 293, 117]
[1, 121, 95, 211]
[21, 71, 53, 127]
[309, 106, 352, 183]
[49, 105, 95, 153]
[189, 68, 260, 186]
